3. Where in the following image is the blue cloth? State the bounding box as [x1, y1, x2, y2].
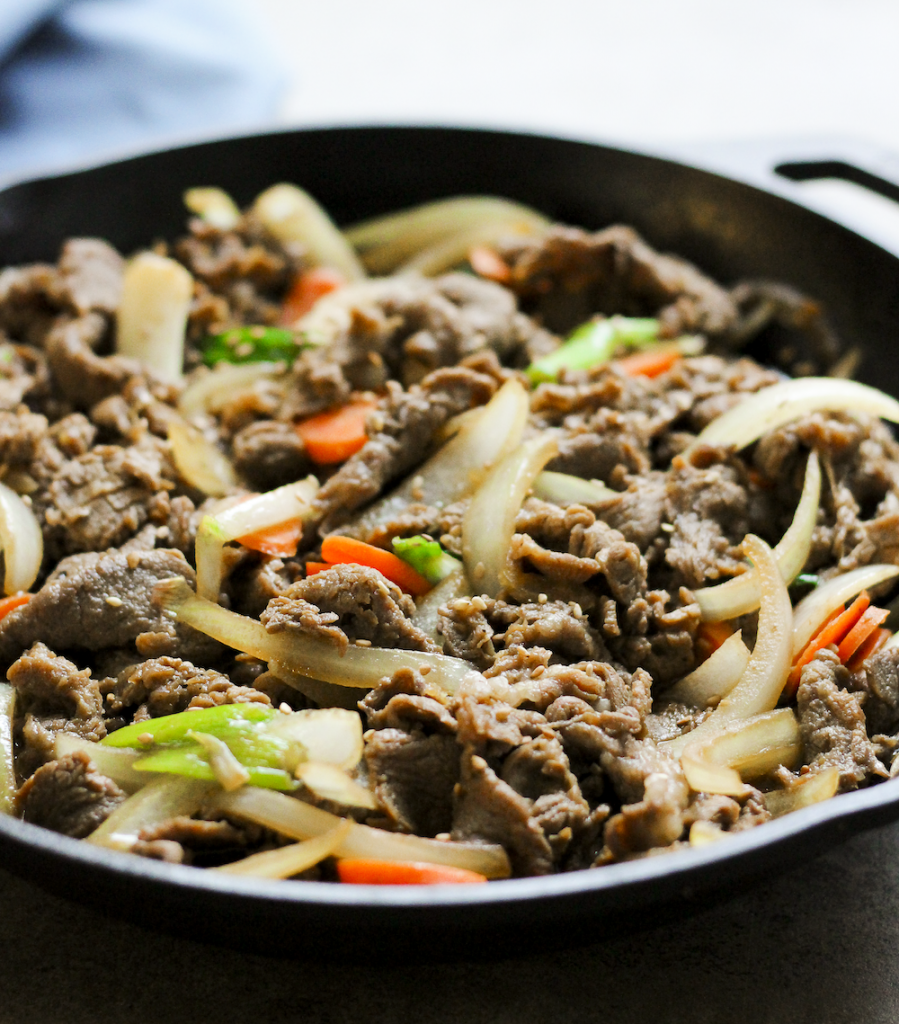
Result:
[0, 0, 288, 185]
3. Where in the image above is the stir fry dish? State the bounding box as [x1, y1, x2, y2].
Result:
[1, 183, 898, 885]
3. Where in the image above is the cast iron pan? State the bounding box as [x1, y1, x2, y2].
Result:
[1, 126, 899, 961]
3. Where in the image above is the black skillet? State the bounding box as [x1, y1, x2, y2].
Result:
[1, 126, 899, 961]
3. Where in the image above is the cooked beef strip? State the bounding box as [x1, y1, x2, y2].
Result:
[16, 750, 126, 838]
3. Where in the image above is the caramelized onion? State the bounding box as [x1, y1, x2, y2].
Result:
[689, 377, 899, 454]
[688, 707, 801, 778]
[183, 187, 241, 230]
[295, 762, 379, 810]
[0, 479, 43, 595]
[694, 451, 820, 622]
[765, 766, 841, 818]
[664, 535, 792, 756]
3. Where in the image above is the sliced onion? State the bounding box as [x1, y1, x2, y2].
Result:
[0, 683, 14, 815]
[765, 766, 840, 818]
[687, 707, 801, 778]
[463, 434, 559, 598]
[791, 563, 899, 659]
[267, 708, 363, 771]
[183, 187, 241, 230]
[689, 820, 727, 846]
[694, 451, 820, 622]
[86, 775, 216, 849]
[681, 754, 748, 797]
[178, 362, 286, 418]
[664, 631, 750, 707]
[397, 222, 541, 276]
[157, 577, 483, 696]
[116, 252, 193, 380]
[412, 567, 471, 643]
[54, 734, 145, 793]
[351, 378, 529, 537]
[195, 477, 319, 603]
[252, 183, 365, 281]
[0, 479, 43, 594]
[532, 471, 617, 506]
[664, 535, 792, 757]
[214, 787, 511, 878]
[295, 762, 379, 810]
[688, 377, 899, 454]
[345, 196, 549, 275]
[213, 820, 352, 879]
[168, 417, 236, 498]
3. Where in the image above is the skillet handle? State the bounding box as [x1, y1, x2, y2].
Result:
[666, 137, 899, 255]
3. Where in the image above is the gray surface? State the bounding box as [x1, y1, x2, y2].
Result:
[5, 1, 899, 1020]
[0, 822, 897, 1023]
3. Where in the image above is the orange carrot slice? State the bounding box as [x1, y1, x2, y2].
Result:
[279, 266, 345, 325]
[238, 519, 304, 558]
[786, 592, 871, 695]
[612, 343, 682, 378]
[837, 605, 890, 664]
[0, 592, 31, 621]
[336, 858, 488, 885]
[295, 399, 377, 465]
[468, 246, 511, 284]
[320, 536, 432, 596]
[304, 561, 332, 576]
[846, 626, 891, 673]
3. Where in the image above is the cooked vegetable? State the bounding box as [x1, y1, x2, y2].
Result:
[664, 535, 792, 757]
[199, 326, 300, 367]
[336, 859, 488, 885]
[765, 767, 841, 818]
[611, 341, 688, 378]
[54, 734, 145, 792]
[680, 754, 748, 798]
[238, 519, 305, 558]
[686, 708, 802, 778]
[664, 631, 751, 708]
[694, 451, 821, 622]
[183, 187, 241, 230]
[0, 479, 42, 597]
[87, 776, 216, 850]
[462, 433, 559, 598]
[116, 252, 193, 380]
[279, 267, 346, 325]
[214, 787, 511, 878]
[320, 536, 432, 597]
[532, 472, 617, 505]
[391, 535, 461, 585]
[0, 683, 15, 814]
[252, 183, 366, 281]
[295, 399, 377, 465]
[689, 377, 899, 453]
[411, 567, 470, 642]
[345, 196, 549, 275]
[214, 821, 352, 879]
[178, 361, 287, 417]
[168, 418, 237, 498]
[295, 762, 379, 810]
[526, 317, 660, 384]
[156, 576, 482, 696]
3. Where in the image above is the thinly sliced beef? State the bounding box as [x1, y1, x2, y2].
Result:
[16, 751, 125, 838]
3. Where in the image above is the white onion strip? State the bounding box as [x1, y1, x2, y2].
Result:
[0, 683, 15, 814]
[266, 708, 363, 771]
[462, 434, 559, 598]
[195, 477, 319, 602]
[663, 535, 792, 757]
[183, 187, 241, 230]
[116, 252, 193, 380]
[689, 707, 801, 778]
[791, 563, 899, 660]
[295, 762, 379, 810]
[351, 378, 529, 537]
[54, 734, 146, 793]
[168, 418, 236, 498]
[253, 183, 365, 282]
[178, 362, 286, 418]
[212, 820, 352, 879]
[532, 471, 618, 506]
[156, 577, 483, 696]
[397, 222, 541, 276]
[214, 787, 512, 878]
[86, 776, 216, 849]
[0, 479, 43, 594]
[664, 631, 750, 708]
[765, 766, 840, 818]
[694, 451, 820, 622]
[688, 377, 899, 454]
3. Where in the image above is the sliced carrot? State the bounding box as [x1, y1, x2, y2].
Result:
[696, 620, 735, 663]
[847, 627, 891, 674]
[837, 605, 890, 664]
[786, 593, 871, 695]
[320, 535, 432, 597]
[279, 266, 346, 326]
[295, 398, 377, 465]
[238, 519, 304, 558]
[468, 246, 511, 284]
[0, 592, 31, 620]
[612, 343, 683, 378]
[336, 858, 488, 885]
[304, 561, 332, 576]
